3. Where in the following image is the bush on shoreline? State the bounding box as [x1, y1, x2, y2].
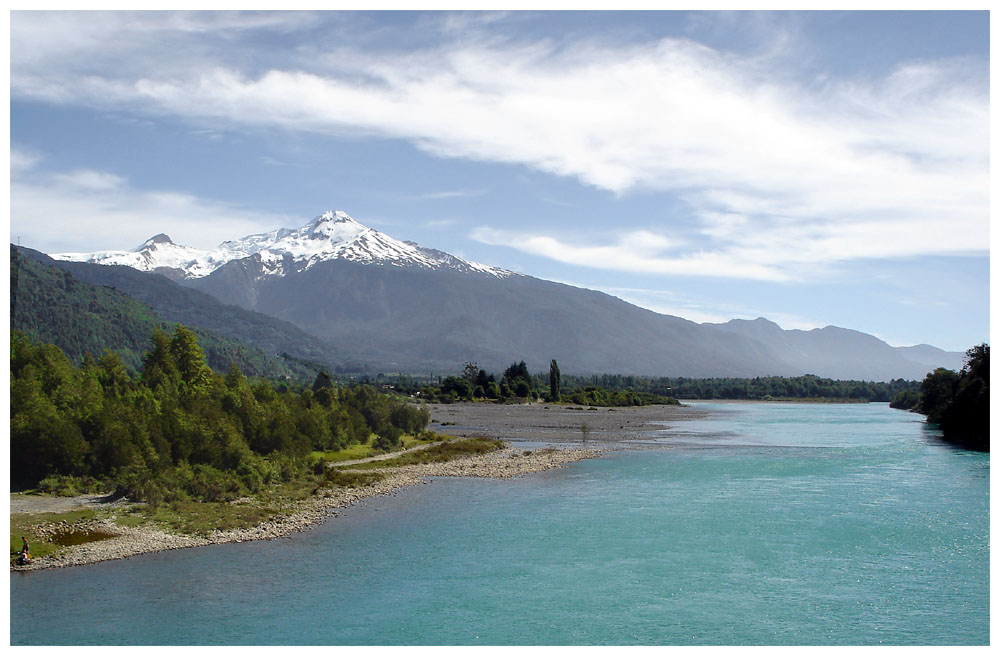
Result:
[893, 344, 989, 451]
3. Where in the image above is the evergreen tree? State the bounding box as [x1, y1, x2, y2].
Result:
[312, 370, 334, 392]
[549, 359, 561, 401]
[168, 324, 213, 396]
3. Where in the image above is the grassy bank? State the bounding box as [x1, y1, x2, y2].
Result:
[312, 431, 454, 463]
[346, 437, 505, 470]
[11, 509, 106, 562]
[11, 436, 490, 562]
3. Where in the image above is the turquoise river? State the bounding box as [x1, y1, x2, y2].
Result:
[9, 402, 989, 645]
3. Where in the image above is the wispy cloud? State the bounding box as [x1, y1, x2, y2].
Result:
[10, 154, 293, 253]
[10, 146, 43, 174]
[472, 226, 791, 281]
[10, 13, 988, 279]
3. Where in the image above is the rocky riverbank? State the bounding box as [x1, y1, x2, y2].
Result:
[12, 445, 603, 572]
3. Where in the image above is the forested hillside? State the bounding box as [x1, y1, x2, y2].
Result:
[17, 245, 350, 375]
[11, 245, 316, 381]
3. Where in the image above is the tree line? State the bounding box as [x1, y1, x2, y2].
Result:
[890, 344, 989, 451]
[553, 373, 918, 402]
[11, 326, 430, 502]
[403, 360, 918, 405]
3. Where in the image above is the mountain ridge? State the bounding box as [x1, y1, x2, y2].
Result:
[40, 211, 965, 380]
[15, 245, 351, 374]
[11, 245, 320, 380]
[54, 210, 513, 281]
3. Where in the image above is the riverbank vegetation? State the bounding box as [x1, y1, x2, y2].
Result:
[10, 326, 433, 503]
[557, 373, 918, 402]
[399, 361, 917, 405]
[411, 360, 678, 406]
[890, 344, 989, 451]
[345, 437, 505, 470]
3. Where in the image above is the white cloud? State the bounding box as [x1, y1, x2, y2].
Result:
[10, 147, 43, 174]
[472, 226, 793, 281]
[52, 169, 125, 191]
[9, 14, 989, 279]
[10, 162, 294, 253]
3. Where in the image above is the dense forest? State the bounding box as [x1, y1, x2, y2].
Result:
[11, 245, 322, 381]
[10, 327, 430, 500]
[890, 344, 989, 451]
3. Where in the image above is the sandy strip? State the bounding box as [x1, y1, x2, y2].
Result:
[11, 445, 602, 572]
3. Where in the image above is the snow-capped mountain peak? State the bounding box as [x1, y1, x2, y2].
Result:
[51, 210, 515, 281]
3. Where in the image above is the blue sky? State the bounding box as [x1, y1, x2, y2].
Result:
[9, 10, 990, 352]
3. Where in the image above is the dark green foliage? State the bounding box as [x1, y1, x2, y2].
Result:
[564, 386, 677, 407]
[553, 372, 918, 403]
[10, 246, 314, 381]
[917, 368, 960, 423]
[503, 361, 534, 398]
[312, 370, 333, 392]
[889, 388, 920, 410]
[17, 245, 337, 376]
[913, 344, 989, 450]
[415, 361, 912, 407]
[12, 245, 163, 371]
[549, 359, 561, 402]
[440, 375, 473, 401]
[10, 328, 432, 497]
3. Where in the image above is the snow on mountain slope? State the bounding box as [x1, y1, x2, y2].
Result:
[52, 210, 514, 280]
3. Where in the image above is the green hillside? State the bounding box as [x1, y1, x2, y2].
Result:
[11, 245, 314, 381]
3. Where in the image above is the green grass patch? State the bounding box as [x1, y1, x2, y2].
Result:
[110, 512, 149, 529]
[313, 432, 455, 463]
[138, 500, 280, 537]
[10, 509, 100, 561]
[313, 442, 380, 463]
[348, 437, 505, 470]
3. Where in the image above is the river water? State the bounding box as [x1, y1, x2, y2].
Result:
[10, 402, 989, 645]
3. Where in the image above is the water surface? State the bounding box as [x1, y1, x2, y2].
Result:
[10, 403, 988, 645]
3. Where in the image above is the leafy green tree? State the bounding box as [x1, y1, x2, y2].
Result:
[918, 368, 960, 424]
[441, 376, 472, 400]
[462, 362, 480, 382]
[937, 344, 989, 450]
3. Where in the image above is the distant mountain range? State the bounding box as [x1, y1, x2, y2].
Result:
[47, 210, 965, 381]
[55, 210, 512, 281]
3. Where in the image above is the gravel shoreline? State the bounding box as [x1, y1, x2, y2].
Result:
[11, 445, 602, 572]
[13, 402, 700, 572]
